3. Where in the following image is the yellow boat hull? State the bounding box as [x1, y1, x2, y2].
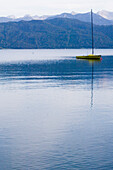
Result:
[76, 54, 101, 59]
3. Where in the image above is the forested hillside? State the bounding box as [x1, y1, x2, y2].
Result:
[0, 18, 112, 49]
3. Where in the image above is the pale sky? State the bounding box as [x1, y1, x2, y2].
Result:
[0, 0, 113, 17]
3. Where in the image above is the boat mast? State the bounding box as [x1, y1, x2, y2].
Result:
[91, 9, 94, 55]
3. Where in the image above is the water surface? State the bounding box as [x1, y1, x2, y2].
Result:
[0, 49, 113, 169]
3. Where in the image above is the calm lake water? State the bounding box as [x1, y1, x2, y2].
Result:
[0, 49, 113, 169]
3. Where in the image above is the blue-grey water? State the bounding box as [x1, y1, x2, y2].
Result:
[0, 49, 113, 169]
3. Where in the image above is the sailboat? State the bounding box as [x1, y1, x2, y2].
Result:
[76, 9, 101, 59]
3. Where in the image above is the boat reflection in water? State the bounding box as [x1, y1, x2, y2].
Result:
[77, 58, 101, 108]
[90, 59, 102, 108]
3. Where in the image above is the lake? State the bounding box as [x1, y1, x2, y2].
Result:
[0, 49, 113, 169]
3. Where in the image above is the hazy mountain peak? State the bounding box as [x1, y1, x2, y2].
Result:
[16, 14, 33, 21]
[71, 11, 76, 15]
[97, 10, 113, 20]
[23, 14, 33, 19]
[7, 15, 15, 19]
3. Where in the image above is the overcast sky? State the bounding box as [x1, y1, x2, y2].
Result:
[0, 0, 113, 17]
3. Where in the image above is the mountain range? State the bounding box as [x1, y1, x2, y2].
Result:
[0, 10, 113, 25]
[0, 18, 113, 49]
